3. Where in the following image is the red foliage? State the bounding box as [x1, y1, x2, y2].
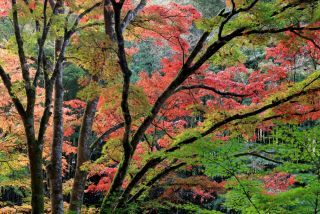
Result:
[5, 0, 313, 199]
[62, 142, 77, 155]
[0, 1, 10, 16]
[263, 172, 295, 194]
[64, 99, 86, 109]
[86, 167, 117, 193]
[137, 2, 201, 52]
[64, 127, 75, 137]
[160, 176, 226, 204]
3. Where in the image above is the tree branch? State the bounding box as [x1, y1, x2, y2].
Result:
[11, 0, 35, 116]
[234, 152, 283, 164]
[128, 77, 320, 187]
[33, 0, 58, 87]
[38, 1, 101, 144]
[175, 84, 250, 97]
[67, 1, 103, 35]
[113, 3, 133, 154]
[242, 25, 320, 36]
[169, 77, 320, 152]
[290, 30, 320, 50]
[129, 2, 320, 156]
[183, 32, 210, 68]
[0, 65, 26, 120]
[90, 122, 125, 151]
[127, 162, 186, 203]
[118, 157, 164, 204]
[11, 0, 30, 86]
[121, 0, 147, 32]
[218, 0, 259, 39]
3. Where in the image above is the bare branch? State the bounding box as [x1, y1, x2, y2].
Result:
[75, 21, 104, 32]
[112, 3, 133, 156]
[118, 157, 164, 204]
[68, 1, 103, 35]
[218, 0, 259, 39]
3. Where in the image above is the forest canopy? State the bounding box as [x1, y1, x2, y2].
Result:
[0, 0, 319, 213]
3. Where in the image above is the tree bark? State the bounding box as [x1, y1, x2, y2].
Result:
[49, 62, 64, 214]
[11, 1, 45, 211]
[49, 1, 65, 212]
[70, 2, 117, 213]
[100, 3, 133, 212]
[28, 143, 45, 214]
[68, 98, 98, 213]
[25, 118, 45, 214]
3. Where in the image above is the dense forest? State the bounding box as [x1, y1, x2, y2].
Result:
[0, 0, 319, 213]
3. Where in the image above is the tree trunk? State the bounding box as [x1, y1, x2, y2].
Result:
[69, 98, 98, 213]
[69, 1, 115, 211]
[49, 63, 64, 214]
[49, 2, 65, 212]
[22, 115, 45, 214]
[28, 142, 45, 214]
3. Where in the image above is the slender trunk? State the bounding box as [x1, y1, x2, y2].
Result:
[49, 63, 64, 214]
[101, 3, 133, 212]
[69, 1, 114, 211]
[48, 1, 65, 212]
[69, 98, 98, 213]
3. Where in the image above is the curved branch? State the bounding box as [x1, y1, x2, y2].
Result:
[127, 162, 186, 203]
[175, 84, 250, 97]
[0, 66, 26, 120]
[118, 157, 164, 203]
[242, 25, 320, 36]
[113, 2, 133, 154]
[234, 152, 283, 164]
[121, 0, 147, 32]
[218, 0, 259, 39]
[90, 122, 125, 151]
[290, 30, 320, 50]
[11, 0, 30, 85]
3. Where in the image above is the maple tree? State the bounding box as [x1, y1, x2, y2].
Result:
[0, 0, 103, 213]
[0, 0, 320, 213]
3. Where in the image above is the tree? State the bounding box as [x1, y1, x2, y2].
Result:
[92, 0, 320, 212]
[0, 0, 320, 213]
[0, 0, 102, 212]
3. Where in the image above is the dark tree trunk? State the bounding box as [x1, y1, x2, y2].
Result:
[24, 117, 45, 214]
[69, 98, 98, 213]
[48, 2, 65, 213]
[28, 142, 45, 214]
[49, 63, 64, 214]
[101, 2, 135, 213]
